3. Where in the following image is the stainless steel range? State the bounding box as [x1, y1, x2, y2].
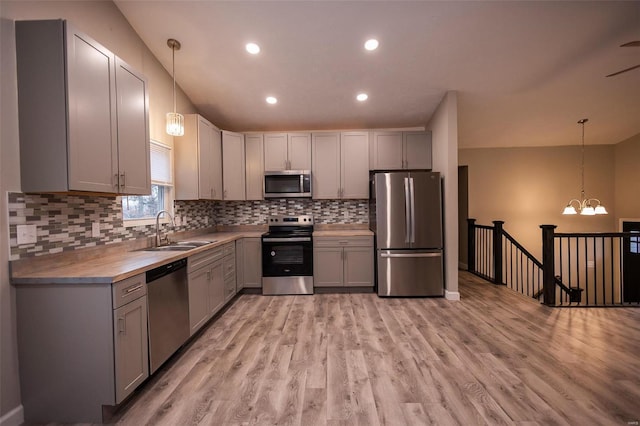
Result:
[261, 215, 314, 295]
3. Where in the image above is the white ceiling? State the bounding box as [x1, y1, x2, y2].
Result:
[114, 1, 640, 149]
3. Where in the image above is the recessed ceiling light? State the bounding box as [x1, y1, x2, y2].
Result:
[266, 96, 277, 104]
[246, 42, 260, 54]
[364, 39, 379, 51]
[356, 93, 368, 102]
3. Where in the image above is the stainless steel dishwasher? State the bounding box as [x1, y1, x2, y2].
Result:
[146, 258, 189, 373]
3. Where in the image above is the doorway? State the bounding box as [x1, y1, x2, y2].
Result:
[623, 221, 640, 303]
[458, 166, 469, 269]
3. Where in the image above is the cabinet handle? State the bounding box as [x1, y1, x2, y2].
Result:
[118, 317, 126, 335]
[124, 284, 143, 295]
[339, 240, 349, 245]
[120, 173, 126, 188]
[114, 173, 119, 189]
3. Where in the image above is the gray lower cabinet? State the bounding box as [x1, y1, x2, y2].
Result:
[113, 294, 149, 403]
[14, 273, 148, 423]
[188, 245, 224, 335]
[314, 236, 374, 287]
[187, 242, 236, 335]
[236, 239, 245, 291]
[242, 237, 262, 288]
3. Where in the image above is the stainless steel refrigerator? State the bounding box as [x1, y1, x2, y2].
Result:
[369, 171, 444, 296]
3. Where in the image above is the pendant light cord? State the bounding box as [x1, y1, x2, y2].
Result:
[172, 44, 177, 113]
[578, 118, 588, 200]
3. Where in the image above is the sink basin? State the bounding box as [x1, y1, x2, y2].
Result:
[174, 240, 217, 246]
[142, 240, 216, 252]
[144, 245, 196, 252]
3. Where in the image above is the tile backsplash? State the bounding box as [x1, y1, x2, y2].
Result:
[7, 193, 368, 260]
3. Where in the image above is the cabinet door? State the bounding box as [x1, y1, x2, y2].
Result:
[209, 261, 225, 315]
[243, 238, 262, 288]
[340, 132, 369, 199]
[288, 133, 312, 170]
[404, 131, 432, 170]
[197, 117, 214, 199]
[115, 58, 150, 195]
[211, 127, 223, 200]
[314, 247, 344, 287]
[264, 133, 288, 171]
[67, 26, 118, 192]
[235, 239, 245, 291]
[344, 246, 374, 287]
[371, 131, 403, 170]
[245, 134, 264, 200]
[312, 133, 340, 199]
[188, 267, 211, 335]
[222, 131, 246, 200]
[113, 296, 149, 403]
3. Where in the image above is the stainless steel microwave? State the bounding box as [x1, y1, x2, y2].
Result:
[264, 170, 312, 198]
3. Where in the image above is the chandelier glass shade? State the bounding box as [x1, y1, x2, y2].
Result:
[562, 119, 607, 216]
[166, 38, 184, 137]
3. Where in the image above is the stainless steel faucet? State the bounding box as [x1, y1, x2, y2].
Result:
[155, 210, 175, 246]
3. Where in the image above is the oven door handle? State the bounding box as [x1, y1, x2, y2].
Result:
[262, 237, 312, 243]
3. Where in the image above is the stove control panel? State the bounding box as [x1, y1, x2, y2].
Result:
[267, 215, 314, 226]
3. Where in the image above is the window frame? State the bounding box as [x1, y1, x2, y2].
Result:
[122, 140, 174, 227]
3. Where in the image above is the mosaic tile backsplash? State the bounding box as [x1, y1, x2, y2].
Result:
[8, 193, 368, 260]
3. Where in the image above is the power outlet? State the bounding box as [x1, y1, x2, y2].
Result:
[92, 222, 100, 238]
[204, 216, 209, 225]
[16, 224, 37, 245]
[174, 215, 182, 227]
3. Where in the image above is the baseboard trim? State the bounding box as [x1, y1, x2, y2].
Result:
[0, 405, 24, 426]
[445, 290, 461, 301]
[458, 262, 468, 270]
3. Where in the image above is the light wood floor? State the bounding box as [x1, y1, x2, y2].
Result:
[96, 272, 640, 424]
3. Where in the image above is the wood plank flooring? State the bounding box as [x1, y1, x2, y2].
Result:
[43, 271, 640, 425]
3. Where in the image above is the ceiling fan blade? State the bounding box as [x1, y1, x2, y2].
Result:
[606, 64, 640, 77]
[621, 41, 640, 47]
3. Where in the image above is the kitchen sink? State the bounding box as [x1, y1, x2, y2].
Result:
[142, 240, 217, 252]
[174, 240, 217, 246]
[144, 245, 196, 252]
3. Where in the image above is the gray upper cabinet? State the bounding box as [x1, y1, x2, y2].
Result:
[175, 114, 222, 200]
[264, 132, 311, 171]
[371, 130, 432, 170]
[312, 132, 368, 199]
[222, 131, 246, 200]
[244, 134, 264, 200]
[15, 20, 149, 194]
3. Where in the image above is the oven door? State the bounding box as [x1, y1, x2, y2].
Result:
[262, 237, 313, 277]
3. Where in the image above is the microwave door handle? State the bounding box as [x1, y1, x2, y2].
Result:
[300, 174, 304, 192]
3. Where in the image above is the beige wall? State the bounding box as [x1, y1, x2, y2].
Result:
[614, 133, 640, 226]
[427, 91, 459, 299]
[0, 1, 196, 420]
[459, 145, 616, 259]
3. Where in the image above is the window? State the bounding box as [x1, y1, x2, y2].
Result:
[631, 231, 639, 254]
[122, 141, 173, 222]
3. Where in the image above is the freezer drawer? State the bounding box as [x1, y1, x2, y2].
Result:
[377, 249, 443, 296]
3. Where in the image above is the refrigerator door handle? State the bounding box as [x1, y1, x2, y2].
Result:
[409, 177, 416, 244]
[380, 252, 442, 258]
[404, 177, 411, 243]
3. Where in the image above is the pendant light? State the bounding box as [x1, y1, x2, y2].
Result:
[166, 38, 184, 137]
[562, 119, 607, 216]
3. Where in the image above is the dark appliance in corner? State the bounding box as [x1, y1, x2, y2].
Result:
[261, 215, 314, 295]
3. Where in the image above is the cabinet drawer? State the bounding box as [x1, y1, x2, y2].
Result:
[112, 273, 146, 309]
[188, 247, 224, 273]
[224, 276, 236, 301]
[223, 242, 235, 257]
[313, 236, 373, 248]
[223, 255, 236, 279]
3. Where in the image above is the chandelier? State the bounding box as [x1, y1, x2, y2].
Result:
[562, 119, 607, 216]
[166, 38, 184, 137]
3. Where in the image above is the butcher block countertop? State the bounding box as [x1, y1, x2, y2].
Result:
[10, 231, 263, 285]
